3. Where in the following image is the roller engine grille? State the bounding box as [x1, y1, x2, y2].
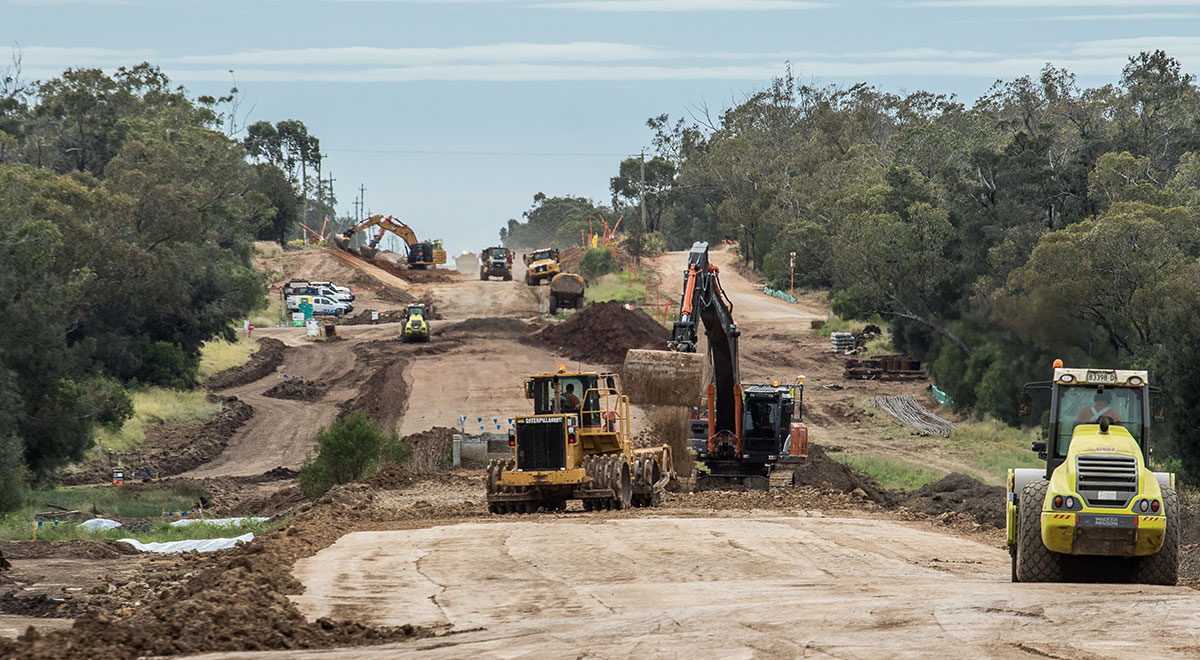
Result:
[1075, 454, 1138, 507]
[516, 419, 566, 471]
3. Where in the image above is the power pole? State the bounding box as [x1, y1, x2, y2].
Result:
[639, 151, 648, 233]
[359, 184, 366, 222]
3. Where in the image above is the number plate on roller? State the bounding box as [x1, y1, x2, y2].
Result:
[1078, 514, 1136, 528]
[1086, 370, 1117, 384]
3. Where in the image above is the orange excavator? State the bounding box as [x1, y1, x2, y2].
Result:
[333, 214, 446, 269]
[623, 241, 807, 489]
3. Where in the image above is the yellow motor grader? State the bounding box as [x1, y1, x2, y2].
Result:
[487, 368, 673, 513]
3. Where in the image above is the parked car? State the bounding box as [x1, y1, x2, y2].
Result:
[286, 294, 351, 316]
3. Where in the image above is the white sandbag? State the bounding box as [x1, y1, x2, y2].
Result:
[119, 532, 254, 553]
[168, 517, 268, 528]
[79, 518, 123, 531]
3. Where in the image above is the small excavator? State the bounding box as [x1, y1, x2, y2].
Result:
[623, 241, 807, 489]
[333, 214, 446, 269]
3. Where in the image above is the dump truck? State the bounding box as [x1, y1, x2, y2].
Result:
[622, 241, 808, 489]
[547, 272, 585, 314]
[486, 368, 673, 513]
[401, 303, 431, 342]
[333, 214, 447, 269]
[523, 247, 560, 285]
[480, 246, 514, 281]
[1008, 361, 1176, 584]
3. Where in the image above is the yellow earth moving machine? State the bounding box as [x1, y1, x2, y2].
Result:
[1008, 361, 1176, 584]
[480, 246, 514, 281]
[547, 273, 585, 314]
[486, 368, 673, 513]
[523, 247, 560, 285]
[333, 214, 447, 269]
[401, 303, 430, 342]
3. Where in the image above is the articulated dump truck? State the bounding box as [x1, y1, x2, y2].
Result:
[1009, 361, 1176, 584]
[486, 368, 673, 513]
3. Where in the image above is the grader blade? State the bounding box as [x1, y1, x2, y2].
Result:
[622, 349, 704, 406]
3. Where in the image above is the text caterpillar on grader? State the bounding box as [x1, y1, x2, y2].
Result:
[1009, 361, 1177, 584]
[486, 368, 673, 513]
[622, 241, 808, 490]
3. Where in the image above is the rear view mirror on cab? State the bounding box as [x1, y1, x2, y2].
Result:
[1018, 391, 1032, 418]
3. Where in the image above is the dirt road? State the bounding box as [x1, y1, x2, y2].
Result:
[174, 509, 1200, 660]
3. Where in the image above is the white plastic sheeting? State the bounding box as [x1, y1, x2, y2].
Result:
[79, 518, 123, 531]
[168, 516, 268, 528]
[119, 532, 254, 553]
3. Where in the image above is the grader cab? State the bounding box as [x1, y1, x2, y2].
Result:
[486, 368, 672, 513]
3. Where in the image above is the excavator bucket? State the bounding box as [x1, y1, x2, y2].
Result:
[332, 234, 351, 251]
[622, 349, 704, 406]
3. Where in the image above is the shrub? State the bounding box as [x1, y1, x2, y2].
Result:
[299, 411, 399, 499]
[578, 248, 618, 281]
[0, 435, 28, 513]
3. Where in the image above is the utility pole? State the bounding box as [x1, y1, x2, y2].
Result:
[359, 184, 366, 222]
[789, 251, 796, 299]
[639, 151, 648, 233]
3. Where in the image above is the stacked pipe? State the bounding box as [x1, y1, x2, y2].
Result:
[830, 332, 856, 353]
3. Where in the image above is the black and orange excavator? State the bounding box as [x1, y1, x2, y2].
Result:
[333, 214, 446, 269]
[624, 241, 807, 489]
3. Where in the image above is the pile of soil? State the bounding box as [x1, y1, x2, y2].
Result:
[61, 399, 255, 485]
[263, 379, 329, 401]
[0, 540, 140, 561]
[371, 253, 459, 284]
[558, 245, 635, 274]
[895, 473, 1006, 529]
[404, 427, 456, 473]
[204, 338, 287, 391]
[531, 301, 669, 365]
[790, 445, 892, 505]
[344, 309, 406, 325]
[439, 317, 529, 335]
[0, 484, 426, 660]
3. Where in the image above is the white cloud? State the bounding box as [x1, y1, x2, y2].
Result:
[170, 43, 666, 67]
[13, 46, 155, 66]
[1069, 36, 1200, 59]
[1024, 12, 1200, 20]
[913, 0, 1200, 7]
[534, 0, 830, 10]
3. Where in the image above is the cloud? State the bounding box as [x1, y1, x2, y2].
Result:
[12, 46, 155, 67]
[533, 0, 830, 10]
[913, 0, 1200, 7]
[1024, 12, 1200, 20]
[170, 43, 666, 67]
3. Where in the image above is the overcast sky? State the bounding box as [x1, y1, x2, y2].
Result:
[4, 0, 1200, 255]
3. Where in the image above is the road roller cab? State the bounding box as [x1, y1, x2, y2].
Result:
[1007, 362, 1177, 584]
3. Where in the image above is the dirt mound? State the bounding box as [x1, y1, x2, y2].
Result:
[263, 379, 328, 401]
[348, 271, 416, 304]
[405, 427, 456, 473]
[0, 484, 426, 660]
[344, 309, 406, 325]
[61, 399, 255, 485]
[0, 540, 139, 561]
[786, 445, 892, 504]
[559, 245, 635, 273]
[439, 317, 529, 335]
[364, 463, 418, 490]
[371, 253, 459, 283]
[896, 473, 1006, 529]
[204, 338, 286, 390]
[532, 301, 669, 365]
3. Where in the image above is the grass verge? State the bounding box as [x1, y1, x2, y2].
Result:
[0, 484, 209, 540]
[586, 271, 647, 305]
[94, 388, 219, 452]
[831, 454, 946, 490]
[945, 419, 1043, 484]
[198, 334, 260, 381]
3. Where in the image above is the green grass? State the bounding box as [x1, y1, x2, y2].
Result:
[0, 484, 210, 540]
[945, 419, 1043, 484]
[250, 294, 286, 328]
[818, 314, 871, 337]
[832, 454, 947, 490]
[94, 388, 219, 452]
[198, 334, 260, 382]
[586, 271, 647, 305]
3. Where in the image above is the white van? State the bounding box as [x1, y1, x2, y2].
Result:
[286, 295, 350, 317]
[310, 281, 355, 302]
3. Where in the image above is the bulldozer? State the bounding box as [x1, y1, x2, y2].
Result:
[622, 241, 808, 489]
[486, 367, 673, 513]
[547, 272, 585, 314]
[333, 214, 447, 269]
[480, 246, 514, 281]
[523, 247, 560, 285]
[400, 303, 430, 342]
[1008, 361, 1176, 584]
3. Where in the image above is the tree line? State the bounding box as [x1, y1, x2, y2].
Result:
[0, 60, 323, 501]
[502, 51, 1200, 478]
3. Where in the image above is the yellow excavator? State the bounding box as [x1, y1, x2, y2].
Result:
[333, 214, 447, 269]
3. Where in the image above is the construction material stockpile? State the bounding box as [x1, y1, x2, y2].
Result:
[872, 395, 957, 436]
[533, 301, 670, 365]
